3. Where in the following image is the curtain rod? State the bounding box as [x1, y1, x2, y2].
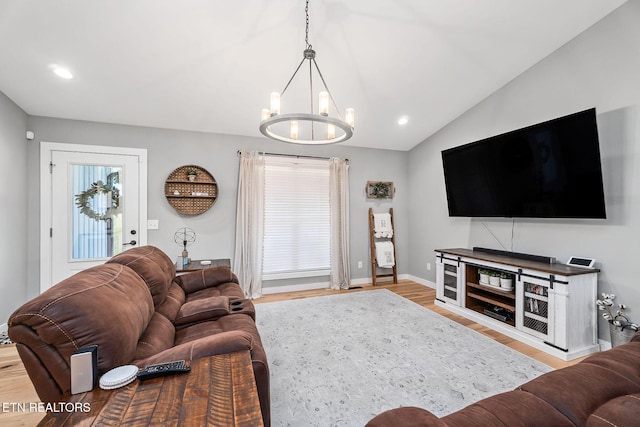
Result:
[236, 150, 349, 163]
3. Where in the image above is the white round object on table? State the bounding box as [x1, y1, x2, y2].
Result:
[99, 365, 139, 390]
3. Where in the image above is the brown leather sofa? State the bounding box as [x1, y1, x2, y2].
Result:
[366, 333, 640, 427]
[8, 245, 270, 426]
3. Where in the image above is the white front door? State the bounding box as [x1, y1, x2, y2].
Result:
[41, 142, 147, 292]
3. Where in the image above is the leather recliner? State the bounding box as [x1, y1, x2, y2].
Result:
[8, 245, 270, 427]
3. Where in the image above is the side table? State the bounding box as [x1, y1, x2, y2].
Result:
[38, 350, 263, 427]
[177, 258, 231, 273]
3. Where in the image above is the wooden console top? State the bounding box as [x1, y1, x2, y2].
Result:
[38, 350, 263, 427]
[436, 248, 600, 276]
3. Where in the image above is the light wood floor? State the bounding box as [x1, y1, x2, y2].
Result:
[0, 279, 584, 427]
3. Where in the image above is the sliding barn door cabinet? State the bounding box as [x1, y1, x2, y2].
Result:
[435, 248, 599, 361]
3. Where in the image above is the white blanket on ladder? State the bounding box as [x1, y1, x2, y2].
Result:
[375, 241, 395, 268]
[373, 213, 393, 238]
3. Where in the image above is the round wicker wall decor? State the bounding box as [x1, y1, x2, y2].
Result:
[164, 165, 218, 216]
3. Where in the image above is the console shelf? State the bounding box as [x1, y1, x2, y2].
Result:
[466, 289, 515, 312]
[466, 281, 515, 298]
[435, 248, 600, 361]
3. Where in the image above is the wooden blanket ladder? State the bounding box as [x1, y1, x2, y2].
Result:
[369, 207, 398, 286]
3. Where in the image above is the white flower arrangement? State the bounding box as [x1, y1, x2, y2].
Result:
[596, 293, 638, 331]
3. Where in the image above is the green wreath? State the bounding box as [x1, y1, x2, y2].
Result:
[75, 176, 120, 221]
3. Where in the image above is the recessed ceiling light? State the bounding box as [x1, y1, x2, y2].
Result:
[398, 116, 409, 125]
[52, 66, 73, 79]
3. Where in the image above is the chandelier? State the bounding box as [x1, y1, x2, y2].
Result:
[259, 0, 354, 145]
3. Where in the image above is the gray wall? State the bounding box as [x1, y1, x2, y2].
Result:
[408, 0, 640, 340]
[25, 116, 409, 296]
[0, 91, 28, 325]
[8, 2, 639, 341]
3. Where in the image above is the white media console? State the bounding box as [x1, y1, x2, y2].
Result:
[435, 248, 600, 361]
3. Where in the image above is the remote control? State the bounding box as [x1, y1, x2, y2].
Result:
[137, 360, 190, 381]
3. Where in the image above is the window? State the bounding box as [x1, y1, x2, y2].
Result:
[262, 157, 330, 279]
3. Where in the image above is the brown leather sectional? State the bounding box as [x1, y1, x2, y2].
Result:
[8, 245, 270, 427]
[367, 333, 640, 427]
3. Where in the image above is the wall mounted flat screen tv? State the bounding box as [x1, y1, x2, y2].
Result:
[441, 108, 606, 218]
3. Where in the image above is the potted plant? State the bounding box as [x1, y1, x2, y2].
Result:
[186, 168, 198, 181]
[489, 271, 501, 287]
[596, 293, 639, 347]
[479, 269, 490, 285]
[499, 273, 513, 290]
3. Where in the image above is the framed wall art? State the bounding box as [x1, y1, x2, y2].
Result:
[366, 181, 394, 199]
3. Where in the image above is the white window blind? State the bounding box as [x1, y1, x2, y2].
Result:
[262, 157, 330, 279]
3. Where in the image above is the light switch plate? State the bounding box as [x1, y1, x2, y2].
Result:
[147, 219, 159, 230]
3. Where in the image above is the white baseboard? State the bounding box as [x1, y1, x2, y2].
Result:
[349, 277, 373, 287]
[407, 274, 436, 288]
[0, 322, 7, 335]
[262, 281, 329, 295]
[261, 273, 434, 295]
[261, 276, 382, 295]
[598, 339, 612, 351]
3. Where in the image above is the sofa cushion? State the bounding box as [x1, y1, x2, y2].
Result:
[155, 282, 186, 322]
[8, 264, 154, 379]
[580, 342, 640, 386]
[135, 312, 176, 360]
[366, 407, 448, 427]
[519, 363, 640, 426]
[177, 266, 242, 298]
[443, 390, 575, 427]
[107, 246, 176, 306]
[586, 393, 640, 427]
[175, 296, 230, 326]
[186, 283, 245, 302]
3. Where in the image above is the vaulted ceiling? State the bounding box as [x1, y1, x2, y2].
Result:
[0, 0, 627, 150]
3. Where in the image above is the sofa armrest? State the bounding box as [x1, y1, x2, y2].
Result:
[133, 330, 253, 367]
[366, 407, 448, 427]
[177, 266, 239, 295]
[174, 296, 230, 327]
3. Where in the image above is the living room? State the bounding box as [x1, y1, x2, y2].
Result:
[1, 0, 640, 425]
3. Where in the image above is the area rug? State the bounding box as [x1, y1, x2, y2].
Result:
[255, 289, 551, 427]
[0, 331, 11, 345]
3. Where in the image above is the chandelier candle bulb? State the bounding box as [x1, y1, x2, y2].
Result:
[261, 108, 270, 121]
[345, 108, 355, 127]
[319, 91, 329, 116]
[327, 123, 336, 140]
[270, 92, 281, 116]
[290, 121, 299, 140]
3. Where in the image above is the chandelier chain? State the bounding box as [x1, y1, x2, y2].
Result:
[305, 0, 310, 48]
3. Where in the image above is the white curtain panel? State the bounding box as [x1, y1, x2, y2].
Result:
[233, 151, 265, 298]
[329, 158, 351, 290]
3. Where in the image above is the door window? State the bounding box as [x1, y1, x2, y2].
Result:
[72, 165, 123, 259]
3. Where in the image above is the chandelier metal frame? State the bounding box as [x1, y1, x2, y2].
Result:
[259, 0, 354, 144]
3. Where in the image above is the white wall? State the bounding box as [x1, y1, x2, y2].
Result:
[408, 0, 640, 340]
[25, 116, 409, 297]
[0, 91, 28, 325]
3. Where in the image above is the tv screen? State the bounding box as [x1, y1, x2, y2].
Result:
[441, 108, 606, 219]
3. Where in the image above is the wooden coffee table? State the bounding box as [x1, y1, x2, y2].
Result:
[38, 350, 263, 427]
